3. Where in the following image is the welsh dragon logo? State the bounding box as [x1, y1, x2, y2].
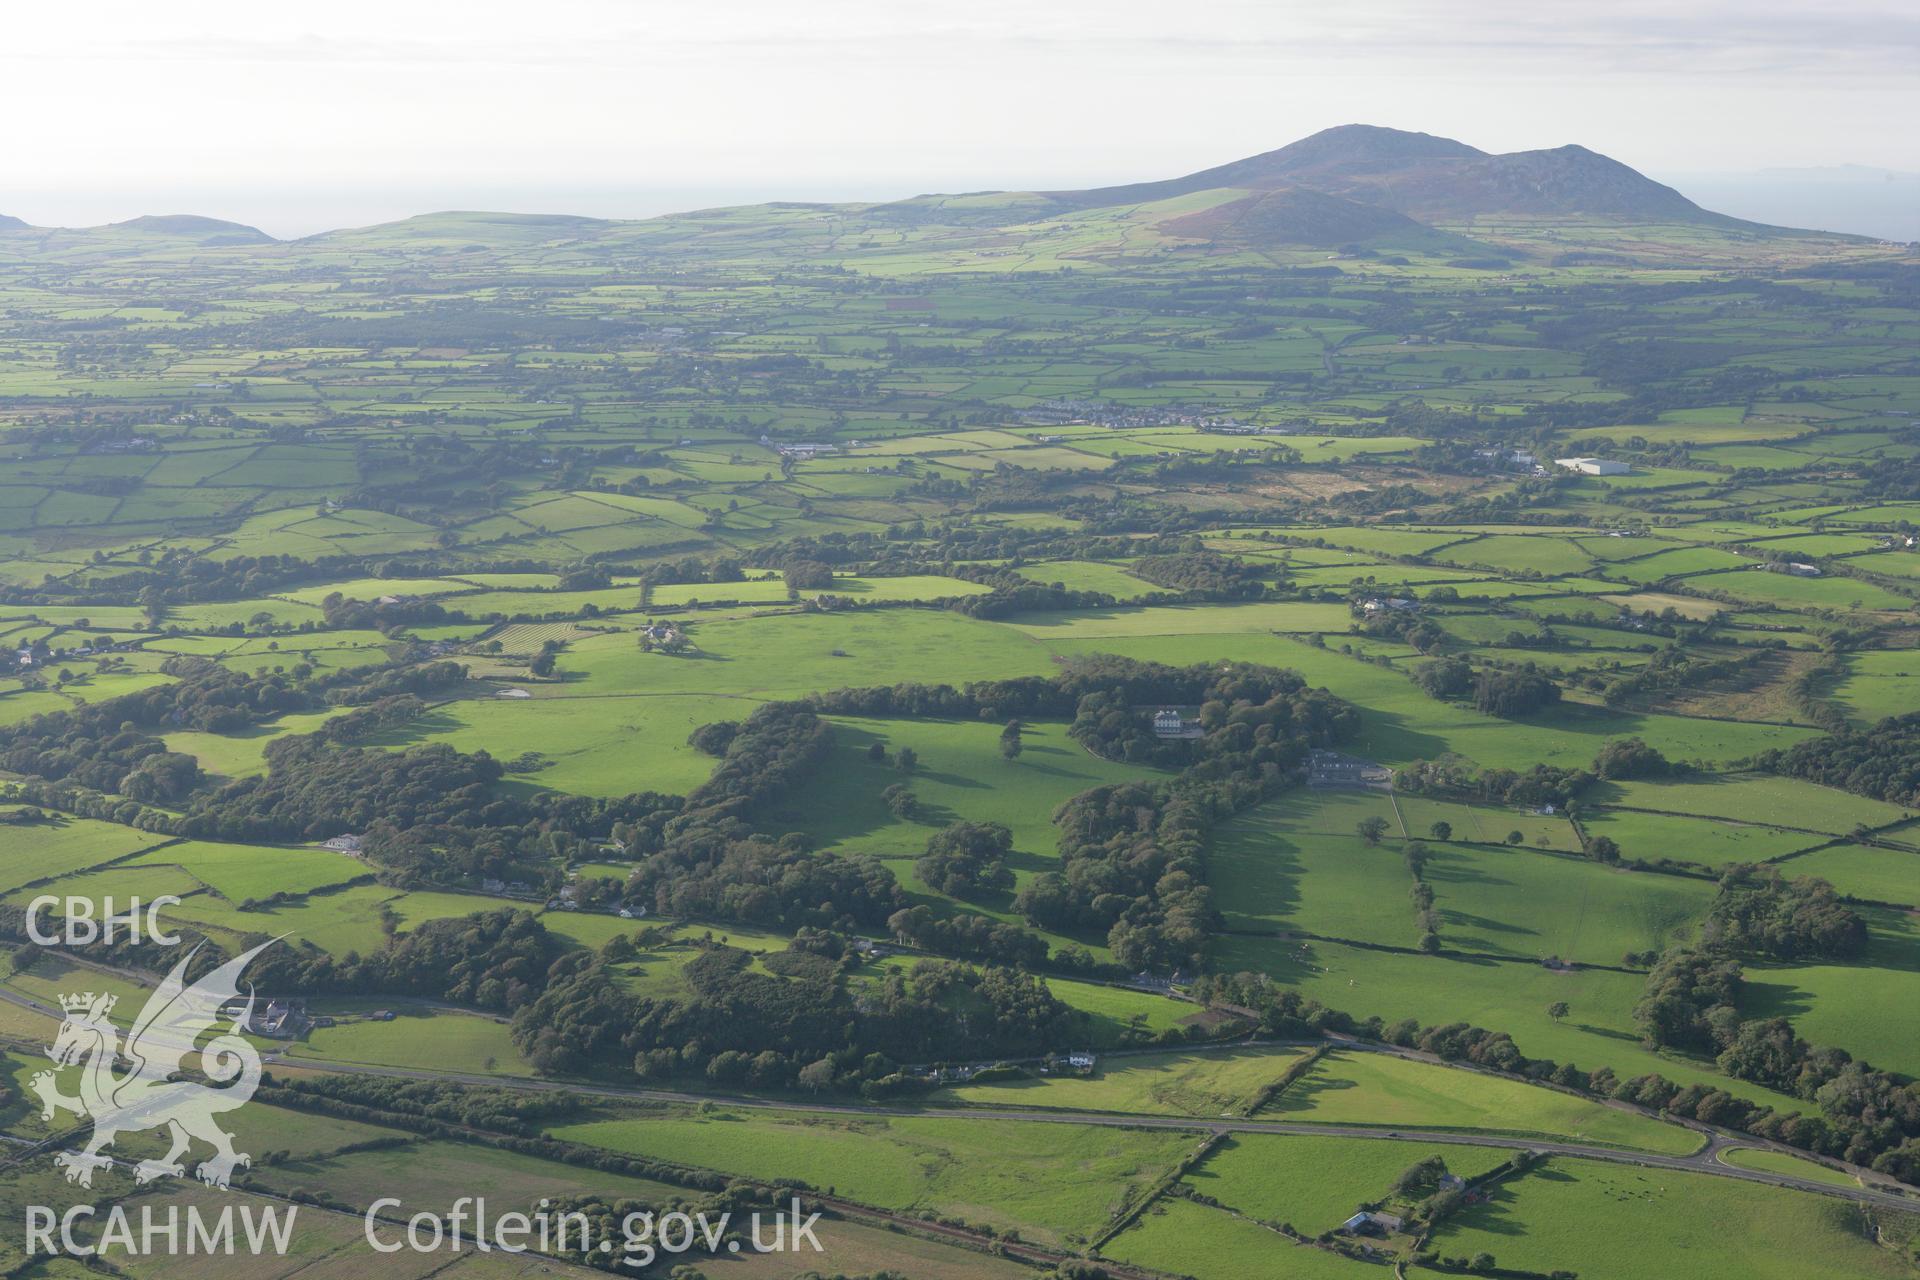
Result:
[30, 940, 273, 1189]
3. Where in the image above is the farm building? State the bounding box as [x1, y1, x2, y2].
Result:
[1553, 456, 1631, 476]
[247, 999, 310, 1038]
[321, 833, 363, 853]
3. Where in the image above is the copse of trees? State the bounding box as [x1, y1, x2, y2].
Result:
[0, 658, 470, 800]
[915, 821, 1015, 899]
[1396, 756, 1593, 812]
[676, 702, 834, 818]
[1126, 551, 1270, 598]
[1472, 666, 1561, 717]
[1758, 711, 1920, 804]
[1411, 656, 1473, 699]
[1706, 865, 1866, 961]
[511, 930, 1080, 1086]
[1592, 736, 1671, 780]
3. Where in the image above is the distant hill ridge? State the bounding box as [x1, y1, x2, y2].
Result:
[1038, 124, 1748, 228]
[0, 127, 1834, 259]
[110, 214, 276, 242]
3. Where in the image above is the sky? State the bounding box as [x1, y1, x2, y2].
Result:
[2, 0, 1916, 237]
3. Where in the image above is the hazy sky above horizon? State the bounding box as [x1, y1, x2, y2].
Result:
[4, 0, 1916, 237]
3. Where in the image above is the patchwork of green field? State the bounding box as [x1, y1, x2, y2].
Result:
[649, 578, 794, 605]
[1044, 632, 1822, 770]
[1742, 907, 1920, 1075]
[1845, 550, 1920, 580]
[125, 838, 368, 900]
[782, 715, 1164, 869]
[1687, 567, 1914, 611]
[1038, 973, 1204, 1043]
[247, 1136, 692, 1222]
[552, 1107, 1194, 1247]
[1603, 546, 1754, 583]
[1587, 775, 1912, 832]
[0, 182, 1915, 1280]
[946, 1044, 1311, 1116]
[162, 882, 404, 955]
[0, 814, 169, 892]
[1, 862, 205, 918]
[160, 707, 351, 776]
[1773, 842, 1920, 905]
[1213, 934, 1801, 1109]
[284, 1006, 531, 1075]
[1425, 843, 1713, 963]
[557, 610, 1060, 700]
[1001, 600, 1355, 638]
[1271, 1050, 1701, 1152]
[1188, 1132, 1510, 1234]
[1424, 1158, 1915, 1280]
[1107, 1195, 1370, 1280]
[272, 575, 483, 605]
[1392, 794, 1581, 851]
[1718, 1144, 1865, 1187]
[223, 1099, 412, 1161]
[1574, 808, 1825, 867]
[1, 955, 153, 1025]
[1829, 649, 1920, 725]
[1209, 810, 1427, 949]
[359, 693, 742, 797]
[1013, 559, 1161, 599]
[1428, 533, 1599, 576]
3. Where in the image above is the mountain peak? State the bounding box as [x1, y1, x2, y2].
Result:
[1039, 125, 1737, 231]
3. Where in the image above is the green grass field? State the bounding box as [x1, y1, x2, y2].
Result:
[285, 1008, 530, 1075]
[0, 815, 169, 893]
[1272, 1050, 1701, 1153]
[1424, 843, 1713, 964]
[1108, 1196, 1372, 1280]
[1426, 1158, 1914, 1280]
[1190, 1132, 1509, 1233]
[552, 1107, 1195, 1246]
[1718, 1145, 1863, 1187]
[1773, 842, 1920, 905]
[126, 839, 367, 900]
[947, 1045, 1310, 1116]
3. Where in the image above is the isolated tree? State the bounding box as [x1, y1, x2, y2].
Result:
[797, 1057, 836, 1093]
[999, 719, 1023, 760]
[1356, 816, 1390, 845]
[1429, 820, 1452, 841]
[1506, 830, 1524, 846]
[896, 746, 919, 773]
[866, 740, 887, 762]
[1547, 1001, 1570, 1025]
[882, 783, 920, 821]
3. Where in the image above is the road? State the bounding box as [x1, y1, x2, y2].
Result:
[6, 980, 1916, 1218]
[261, 1051, 1920, 1216]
